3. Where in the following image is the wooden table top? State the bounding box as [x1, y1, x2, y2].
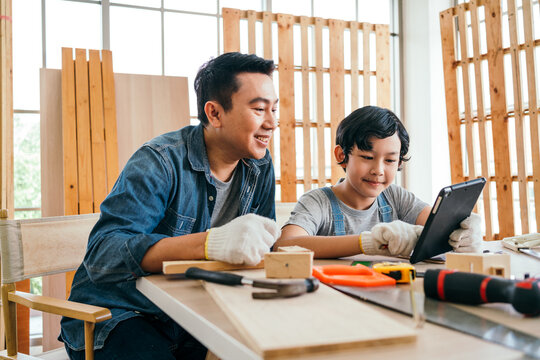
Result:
[136, 242, 540, 360]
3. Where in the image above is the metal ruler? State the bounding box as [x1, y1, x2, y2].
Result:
[334, 285, 540, 359]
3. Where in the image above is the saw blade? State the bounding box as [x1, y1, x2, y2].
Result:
[333, 285, 540, 359]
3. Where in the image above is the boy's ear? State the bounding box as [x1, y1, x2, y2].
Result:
[334, 145, 347, 168]
[204, 101, 223, 128]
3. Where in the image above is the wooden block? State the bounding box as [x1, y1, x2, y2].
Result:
[445, 253, 511, 279]
[277, 245, 311, 253]
[265, 250, 313, 279]
[203, 271, 416, 358]
[162, 260, 264, 275]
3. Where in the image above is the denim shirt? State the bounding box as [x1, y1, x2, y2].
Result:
[60, 124, 276, 351]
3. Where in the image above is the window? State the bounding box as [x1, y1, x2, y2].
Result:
[13, 0, 398, 218]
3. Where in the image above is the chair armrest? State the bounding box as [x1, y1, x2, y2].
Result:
[8, 290, 111, 323]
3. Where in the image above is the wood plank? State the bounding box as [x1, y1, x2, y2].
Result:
[162, 261, 264, 275]
[88, 50, 108, 209]
[102, 50, 119, 192]
[362, 22, 370, 106]
[484, 0, 514, 237]
[41, 274, 65, 351]
[469, 0, 493, 240]
[74, 49, 94, 214]
[522, 0, 540, 229]
[300, 16, 312, 192]
[247, 10, 256, 55]
[40, 69, 64, 217]
[40, 68, 66, 351]
[350, 21, 359, 111]
[15, 280, 29, 354]
[277, 13, 296, 201]
[440, 9, 465, 184]
[223, 8, 241, 53]
[329, 19, 345, 185]
[262, 11, 274, 159]
[506, 0, 530, 233]
[315, 17, 326, 188]
[61, 48, 79, 216]
[375, 24, 390, 109]
[203, 272, 416, 358]
[0, 0, 13, 218]
[457, 5, 477, 183]
[114, 73, 190, 170]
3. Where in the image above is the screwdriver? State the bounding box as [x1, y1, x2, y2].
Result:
[424, 269, 540, 316]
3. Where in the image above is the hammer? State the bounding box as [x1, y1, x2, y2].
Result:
[185, 267, 319, 299]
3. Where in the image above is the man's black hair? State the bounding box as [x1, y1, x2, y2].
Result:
[194, 52, 275, 126]
[335, 106, 410, 167]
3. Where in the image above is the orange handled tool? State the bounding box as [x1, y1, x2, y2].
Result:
[312, 264, 396, 287]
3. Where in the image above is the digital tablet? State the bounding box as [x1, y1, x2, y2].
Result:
[409, 177, 486, 264]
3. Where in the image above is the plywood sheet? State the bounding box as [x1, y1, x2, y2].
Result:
[203, 271, 416, 358]
[114, 73, 190, 170]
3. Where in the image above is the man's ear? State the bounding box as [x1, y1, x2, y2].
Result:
[334, 145, 347, 168]
[204, 101, 223, 128]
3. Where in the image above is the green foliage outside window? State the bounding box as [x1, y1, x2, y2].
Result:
[14, 113, 41, 220]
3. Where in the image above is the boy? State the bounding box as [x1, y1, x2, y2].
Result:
[275, 106, 482, 258]
[61, 52, 280, 359]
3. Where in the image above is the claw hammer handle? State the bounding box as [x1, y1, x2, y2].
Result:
[185, 267, 246, 286]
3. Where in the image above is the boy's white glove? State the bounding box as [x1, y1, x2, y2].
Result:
[360, 220, 424, 256]
[448, 212, 482, 253]
[206, 213, 279, 265]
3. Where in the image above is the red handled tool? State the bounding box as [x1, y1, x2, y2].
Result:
[312, 264, 396, 287]
[424, 269, 540, 316]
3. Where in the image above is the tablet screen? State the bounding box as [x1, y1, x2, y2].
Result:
[409, 178, 486, 264]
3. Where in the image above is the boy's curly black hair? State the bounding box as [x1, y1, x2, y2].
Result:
[335, 106, 410, 167]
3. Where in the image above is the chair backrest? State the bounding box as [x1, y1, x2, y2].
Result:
[0, 214, 100, 284]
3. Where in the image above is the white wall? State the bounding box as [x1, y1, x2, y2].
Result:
[401, 0, 453, 204]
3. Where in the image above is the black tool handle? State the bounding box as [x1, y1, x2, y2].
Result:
[424, 269, 540, 316]
[185, 267, 243, 286]
[424, 269, 513, 304]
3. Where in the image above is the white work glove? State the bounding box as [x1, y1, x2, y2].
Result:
[360, 220, 424, 257]
[206, 213, 280, 265]
[449, 212, 482, 253]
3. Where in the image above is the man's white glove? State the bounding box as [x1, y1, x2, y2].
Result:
[449, 212, 482, 253]
[360, 220, 424, 256]
[205, 213, 279, 265]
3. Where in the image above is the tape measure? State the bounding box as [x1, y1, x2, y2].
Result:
[372, 262, 416, 284]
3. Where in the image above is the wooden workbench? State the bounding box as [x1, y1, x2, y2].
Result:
[136, 243, 540, 359]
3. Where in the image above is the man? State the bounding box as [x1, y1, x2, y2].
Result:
[61, 52, 280, 360]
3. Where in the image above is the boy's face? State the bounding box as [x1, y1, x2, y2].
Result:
[335, 133, 401, 203]
[215, 72, 278, 160]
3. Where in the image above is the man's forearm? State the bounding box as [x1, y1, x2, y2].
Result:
[140, 232, 207, 273]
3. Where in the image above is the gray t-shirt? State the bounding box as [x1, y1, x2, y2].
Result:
[210, 167, 241, 227]
[284, 184, 429, 236]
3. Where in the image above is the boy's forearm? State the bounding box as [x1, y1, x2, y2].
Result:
[140, 232, 207, 273]
[274, 235, 362, 258]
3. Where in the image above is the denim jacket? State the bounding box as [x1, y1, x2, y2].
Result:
[60, 124, 276, 351]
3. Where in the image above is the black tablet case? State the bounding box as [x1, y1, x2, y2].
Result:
[409, 178, 486, 264]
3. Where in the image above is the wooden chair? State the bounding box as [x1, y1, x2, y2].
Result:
[0, 213, 110, 360]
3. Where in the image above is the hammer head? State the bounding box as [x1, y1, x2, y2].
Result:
[251, 277, 320, 299]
